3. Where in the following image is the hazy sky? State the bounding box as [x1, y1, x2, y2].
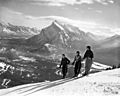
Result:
[0, 0, 120, 36]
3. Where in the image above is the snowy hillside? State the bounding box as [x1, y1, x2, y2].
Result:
[0, 64, 119, 96]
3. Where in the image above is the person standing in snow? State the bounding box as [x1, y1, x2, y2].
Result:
[59, 54, 70, 79]
[72, 51, 82, 77]
[82, 46, 94, 76]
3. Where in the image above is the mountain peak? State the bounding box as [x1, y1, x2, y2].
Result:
[27, 20, 97, 50]
[51, 20, 64, 31]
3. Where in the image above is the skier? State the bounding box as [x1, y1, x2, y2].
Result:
[83, 46, 94, 76]
[59, 54, 70, 79]
[72, 51, 82, 77]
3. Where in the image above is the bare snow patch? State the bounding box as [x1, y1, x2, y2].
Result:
[92, 62, 112, 70]
[19, 56, 36, 62]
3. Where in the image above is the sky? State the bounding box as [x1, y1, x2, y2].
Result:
[0, 0, 120, 36]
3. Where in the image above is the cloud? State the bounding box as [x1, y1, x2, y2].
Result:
[0, 7, 23, 15]
[88, 7, 93, 10]
[25, 15, 37, 20]
[111, 28, 120, 35]
[10, 11, 23, 15]
[44, 16, 120, 36]
[95, 0, 114, 5]
[1, 7, 119, 36]
[95, 10, 102, 13]
[75, 7, 79, 10]
[29, 0, 115, 6]
[0, 0, 115, 6]
[23, 15, 98, 27]
[108, 0, 114, 3]
[47, 2, 65, 6]
[78, 0, 93, 4]
[31, 0, 65, 6]
[30, 0, 93, 6]
[0, 7, 24, 24]
[23, 15, 115, 36]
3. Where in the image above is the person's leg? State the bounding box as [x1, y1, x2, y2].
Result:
[84, 59, 92, 75]
[62, 67, 66, 78]
[74, 64, 78, 77]
[76, 64, 79, 76]
[64, 67, 67, 78]
[77, 64, 81, 75]
[85, 65, 89, 75]
[62, 67, 64, 78]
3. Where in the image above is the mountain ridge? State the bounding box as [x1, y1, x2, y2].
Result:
[0, 22, 40, 39]
[27, 20, 97, 50]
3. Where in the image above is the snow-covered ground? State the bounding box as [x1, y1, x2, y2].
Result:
[92, 62, 112, 70]
[0, 68, 120, 96]
[19, 56, 36, 62]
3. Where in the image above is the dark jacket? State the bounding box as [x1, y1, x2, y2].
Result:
[60, 57, 70, 68]
[72, 55, 81, 65]
[83, 50, 94, 59]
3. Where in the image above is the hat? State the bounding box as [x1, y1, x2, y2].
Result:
[86, 46, 91, 49]
[76, 51, 80, 54]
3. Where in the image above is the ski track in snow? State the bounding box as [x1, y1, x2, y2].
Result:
[0, 69, 120, 96]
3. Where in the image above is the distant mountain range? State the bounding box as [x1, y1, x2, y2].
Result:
[98, 34, 120, 48]
[0, 20, 119, 66]
[94, 34, 120, 66]
[0, 22, 40, 39]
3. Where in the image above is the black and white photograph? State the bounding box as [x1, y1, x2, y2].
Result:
[0, 0, 120, 96]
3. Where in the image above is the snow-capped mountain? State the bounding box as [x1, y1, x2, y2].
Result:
[27, 20, 96, 51]
[0, 22, 40, 39]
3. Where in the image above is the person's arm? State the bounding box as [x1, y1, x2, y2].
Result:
[79, 56, 82, 62]
[67, 58, 70, 64]
[83, 51, 87, 60]
[91, 51, 94, 59]
[72, 56, 76, 65]
[81, 56, 84, 61]
[59, 59, 63, 68]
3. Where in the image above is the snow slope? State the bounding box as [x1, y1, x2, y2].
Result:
[0, 68, 120, 96]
